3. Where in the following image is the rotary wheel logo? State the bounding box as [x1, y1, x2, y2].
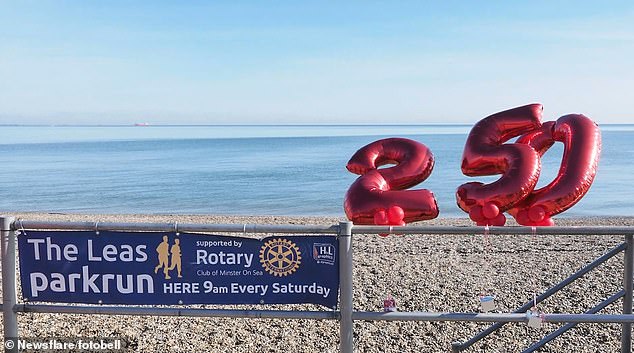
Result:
[259, 238, 302, 277]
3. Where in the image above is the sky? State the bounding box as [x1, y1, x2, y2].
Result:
[1, 1, 632, 125]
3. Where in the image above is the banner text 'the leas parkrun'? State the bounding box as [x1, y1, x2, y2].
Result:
[25, 237, 152, 298]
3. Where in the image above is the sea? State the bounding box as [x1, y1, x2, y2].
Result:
[0, 124, 632, 218]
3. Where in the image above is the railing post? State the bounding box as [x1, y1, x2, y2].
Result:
[338, 221, 354, 353]
[1, 216, 18, 353]
[622, 234, 633, 353]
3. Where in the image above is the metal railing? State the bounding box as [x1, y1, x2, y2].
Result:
[2, 216, 634, 353]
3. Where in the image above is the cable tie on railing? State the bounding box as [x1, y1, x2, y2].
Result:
[174, 221, 179, 236]
[94, 221, 100, 235]
[18, 218, 26, 236]
[243, 224, 247, 236]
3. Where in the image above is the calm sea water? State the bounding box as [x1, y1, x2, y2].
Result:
[0, 124, 631, 218]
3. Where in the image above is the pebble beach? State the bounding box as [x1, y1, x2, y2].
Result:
[2, 212, 634, 353]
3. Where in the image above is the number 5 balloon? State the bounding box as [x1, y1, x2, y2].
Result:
[456, 104, 544, 226]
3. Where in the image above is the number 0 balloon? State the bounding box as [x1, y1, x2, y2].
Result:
[508, 114, 601, 226]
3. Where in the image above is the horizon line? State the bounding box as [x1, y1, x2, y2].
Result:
[1, 122, 633, 128]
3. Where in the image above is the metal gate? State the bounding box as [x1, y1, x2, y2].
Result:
[2, 216, 634, 352]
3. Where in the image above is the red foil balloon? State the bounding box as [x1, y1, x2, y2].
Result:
[344, 138, 439, 225]
[508, 114, 601, 226]
[456, 104, 544, 226]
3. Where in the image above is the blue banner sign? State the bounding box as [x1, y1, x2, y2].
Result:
[18, 231, 339, 307]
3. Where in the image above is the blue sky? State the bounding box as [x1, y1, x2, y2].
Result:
[1, 1, 632, 124]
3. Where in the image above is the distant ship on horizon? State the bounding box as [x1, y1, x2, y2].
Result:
[134, 122, 150, 127]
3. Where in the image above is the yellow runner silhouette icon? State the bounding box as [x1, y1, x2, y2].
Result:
[154, 235, 182, 280]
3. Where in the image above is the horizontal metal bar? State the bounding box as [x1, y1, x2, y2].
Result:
[353, 225, 634, 236]
[12, 220, 634, 236]
[354, 311, 528, 322]
[16, 304, 338, 320]
[12, 220, 340, 235]
[353, 311, 634, 324]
